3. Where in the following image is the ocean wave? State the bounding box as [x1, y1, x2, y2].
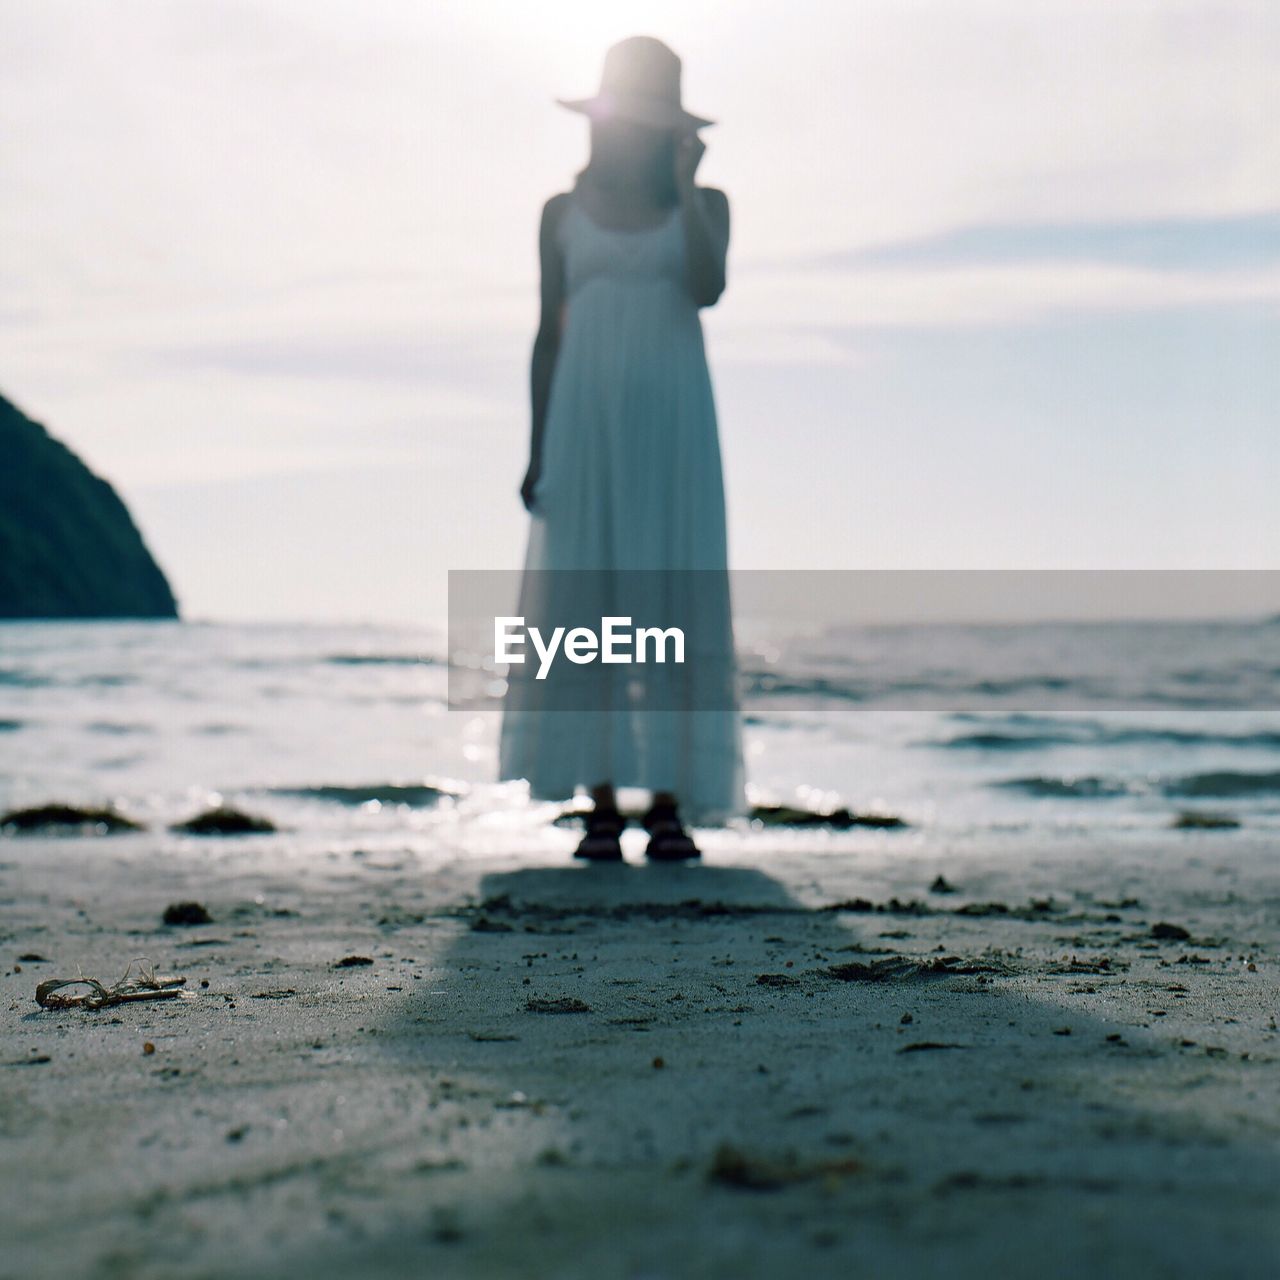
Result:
[743, 668, 1277, 709]
[324, 654, 440, 667]
[996, 767, 1280, 800]
[938, 726, 1280, 751]
[269, 783, 450, 807]
[1163, 770, 1280, 798]
[742, 673, 867, 702]
[994, 776, 1133, 798]
[0, 668, 51, 688]
[741, 672, 1096, 704]
[939, 731, 1092, 750]
[85, 721, 153, 736]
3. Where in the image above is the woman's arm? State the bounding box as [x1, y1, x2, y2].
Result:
[521, 194, 568, 511]
[675, 134, 729, 308]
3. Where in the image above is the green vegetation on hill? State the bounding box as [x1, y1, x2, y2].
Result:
[0, 392, 178, 618]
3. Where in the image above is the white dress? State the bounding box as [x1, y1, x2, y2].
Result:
[498, 188, 744, 823]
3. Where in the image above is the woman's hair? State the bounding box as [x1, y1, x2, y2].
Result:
[573, 119, 679, 205]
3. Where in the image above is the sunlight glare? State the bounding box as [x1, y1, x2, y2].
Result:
[456, 0, 739, 80]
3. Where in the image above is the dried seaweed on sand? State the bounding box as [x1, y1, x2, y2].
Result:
[35, 958, 190, 1010]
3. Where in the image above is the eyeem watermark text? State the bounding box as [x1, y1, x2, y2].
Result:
[495, 616, 685, 680]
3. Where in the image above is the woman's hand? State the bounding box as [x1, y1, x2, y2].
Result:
[674, 130, 705, 195]
[673, 136, 729, 306]
[520, 459, 542, 512]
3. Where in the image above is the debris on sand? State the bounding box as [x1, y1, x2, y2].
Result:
[1045, 955, 1124, 975]
[335, 955, 374, 968]
[708, 1143, 864, 1191]
[825, 955, 1012, 983]
[35, 959, 189, 1010]
[163, 901, 213, 926]
[756, 973, 800, 988]
[525, 996, 591, 1014]
[377, 909, 425, 928]
[471, 916, 514, 933]
[749, 805, 907, 830]
[898, 1041, 968, 1054]
[171, 806, 276, 836]
[1152, 922, 1192, 942]
[1, 803, 142, 835]
[820, 898, 933, 916]
[954, 899, 1069, 921]
[1172, 811, 1240, 830]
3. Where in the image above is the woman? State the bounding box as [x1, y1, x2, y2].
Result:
[499, 36, 743, 861]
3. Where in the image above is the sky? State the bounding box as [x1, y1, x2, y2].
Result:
[3, 0, 1278, 624]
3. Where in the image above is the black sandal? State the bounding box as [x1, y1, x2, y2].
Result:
[642, 800, 700, 862]
[574, 805, 625, 862]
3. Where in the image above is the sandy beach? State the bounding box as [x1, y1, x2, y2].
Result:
[3, 824, 1277, 1279]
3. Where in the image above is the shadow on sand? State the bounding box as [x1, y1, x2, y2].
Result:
[273, 856, 1280, 1279]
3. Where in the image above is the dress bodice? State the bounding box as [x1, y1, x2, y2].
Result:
[558, 191, 689, 298]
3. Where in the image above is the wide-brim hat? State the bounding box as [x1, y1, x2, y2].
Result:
[555, 35, 714, 132]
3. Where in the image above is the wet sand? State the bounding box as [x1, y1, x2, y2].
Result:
[2, 829, 1278, 1278]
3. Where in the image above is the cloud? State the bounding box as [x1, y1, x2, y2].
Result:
[717, 261, 1280, 361]
[718, 213, 1280, 358]
[146, 334, 524, 390]
[804, 211, 1280, 273]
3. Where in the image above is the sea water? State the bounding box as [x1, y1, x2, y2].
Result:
[1, 619, 1278, 853]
